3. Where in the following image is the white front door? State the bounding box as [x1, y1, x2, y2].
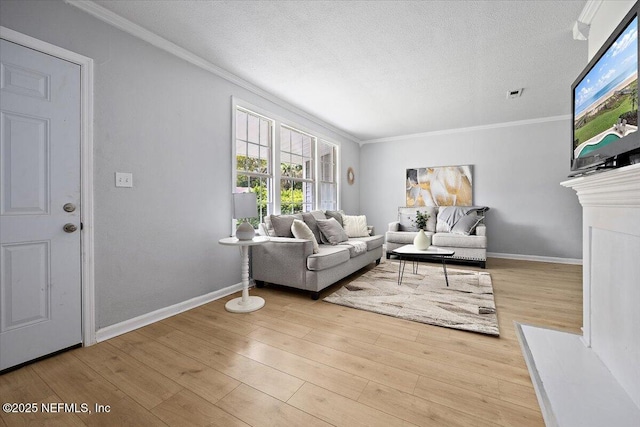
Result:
[0, 39, 82, 371]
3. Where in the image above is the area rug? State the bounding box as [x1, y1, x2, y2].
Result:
[323, 261, 499, 336]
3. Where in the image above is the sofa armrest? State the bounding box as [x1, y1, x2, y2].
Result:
[476, 224, 486, 237]
[251, 237, 314, 289]
[388, 221, 400, 232]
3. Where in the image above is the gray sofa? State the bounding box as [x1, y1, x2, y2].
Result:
[252, 211, 384, 299]
[386, 206, 488, 268]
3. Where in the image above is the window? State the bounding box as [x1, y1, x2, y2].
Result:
[235, 107, 273, 226]
[233, 101, 339, 220]
[318, 140, 338, 211]
[280, 126, 315, 214]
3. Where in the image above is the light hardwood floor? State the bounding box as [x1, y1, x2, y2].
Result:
[0, 258, 582, 427]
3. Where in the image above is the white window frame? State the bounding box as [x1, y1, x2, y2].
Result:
[279, 124, 316, 214]
[231, 97, 340, 219]
[317, 139, 339, 211]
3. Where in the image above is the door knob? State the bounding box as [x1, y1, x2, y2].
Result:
[63, 203, 76, 212]
[63, 223, 78, 233]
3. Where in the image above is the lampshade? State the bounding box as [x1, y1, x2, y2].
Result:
[233, 192, 257, 220]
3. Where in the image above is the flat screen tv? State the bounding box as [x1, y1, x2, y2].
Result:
[571, 2, 640, 173]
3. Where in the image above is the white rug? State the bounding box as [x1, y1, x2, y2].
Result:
[324, 261, 499, 336]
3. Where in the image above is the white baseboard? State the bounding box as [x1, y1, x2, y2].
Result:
[95, 282, 243, 343]
[488, 252, 582, 265]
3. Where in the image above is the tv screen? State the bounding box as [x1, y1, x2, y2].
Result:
[572, 6, 640, 172]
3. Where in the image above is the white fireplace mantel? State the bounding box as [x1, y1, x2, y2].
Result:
[562, 163, 640, 207]
[517, 163, 640, 427]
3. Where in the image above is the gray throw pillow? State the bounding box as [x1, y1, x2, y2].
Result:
[325, 210, 344, 226]
[302, 210, 325, 244]
[316, 218, 349, 245]
[270, 214, 302, 237]
[451, 215, 484, 236]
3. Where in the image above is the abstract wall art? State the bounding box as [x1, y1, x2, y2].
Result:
[406, 165, 473, 207]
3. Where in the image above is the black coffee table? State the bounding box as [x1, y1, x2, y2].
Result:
[390, 245, 455, 287]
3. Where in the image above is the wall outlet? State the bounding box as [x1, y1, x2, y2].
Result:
[115, 172, 133, 188]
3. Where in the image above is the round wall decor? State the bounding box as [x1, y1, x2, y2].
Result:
[347, 167, 355, 185]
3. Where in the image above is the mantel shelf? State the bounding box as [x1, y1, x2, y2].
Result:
[561, 163, 640, 207]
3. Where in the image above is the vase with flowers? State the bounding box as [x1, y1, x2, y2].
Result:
[413, 210, 431, 250]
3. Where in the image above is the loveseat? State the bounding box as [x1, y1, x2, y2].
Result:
[386, 206, 488, 268]
[251, 210, 383, 299]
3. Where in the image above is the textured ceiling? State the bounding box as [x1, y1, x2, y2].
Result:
[93, 0, 588, 141]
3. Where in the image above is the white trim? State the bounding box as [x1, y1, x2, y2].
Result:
[514, 322, 558, 427]
[488, 252, 582, 265]
[231, 96, 341, 216]
[95, 282, 244, 342]
[0, 27, 96, 346]
[360, 115, 572, 145]
[64, 0, 359, 144]
[561, 163, 640, 207]
[579, 0, 604, 25]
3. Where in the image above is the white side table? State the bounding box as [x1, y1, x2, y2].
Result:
[219, 236, 269, 313]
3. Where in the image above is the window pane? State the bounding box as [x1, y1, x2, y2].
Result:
[236, 110, 247, 141]
[236, 139, 247, 162]
[260, 119, 269, 145]
[259, 146, 270, 173]
[280, 179, 304, 213]
[281, 127, 291, 153]
[302, 135, 312, 158]
[235, 107, 274, 220]
[247, 114, 260, 143]
[291, 131, 302, 155]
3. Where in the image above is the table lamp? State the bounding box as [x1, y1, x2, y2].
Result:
[233, 192, 258, 240]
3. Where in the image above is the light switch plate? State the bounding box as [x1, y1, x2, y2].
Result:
[115, 172, 133, 188]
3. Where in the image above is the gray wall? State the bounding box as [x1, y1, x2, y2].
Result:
[0, 0, 360, 328]
[588, 0, 636, 60]
[360, 119, 583, 260]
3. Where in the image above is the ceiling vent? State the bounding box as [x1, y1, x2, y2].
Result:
[506, 88, 524, 99]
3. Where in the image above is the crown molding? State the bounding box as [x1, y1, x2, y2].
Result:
[63, 0, 360, 144]
[573, 0, 603, 40]
[578, 0, 604, 25]
[360, 115, 571, 145]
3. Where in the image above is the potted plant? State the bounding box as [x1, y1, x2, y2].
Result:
[413, 210, 431, 250]
[414, 211, 430, 231]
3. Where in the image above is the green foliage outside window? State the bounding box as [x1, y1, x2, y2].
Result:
[236, 155, 307, 225]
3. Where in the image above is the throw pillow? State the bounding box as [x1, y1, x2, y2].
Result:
[325, 210, 344, 226]
[291, 219, 319, 253]
[270, 214, 302, 238]
[302, 210, 326, 244]
[398, 207, 437, 232]
[316, 218, 349, 245]
[342, 214, 369, 237]
[451, 215, 484, 236]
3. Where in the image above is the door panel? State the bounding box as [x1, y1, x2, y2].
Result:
[0, 39, 81, 371]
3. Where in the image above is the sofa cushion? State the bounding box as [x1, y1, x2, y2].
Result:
[339, 241, 368, 257]
[432, 232, 487, 249]
[342, 214, 369, 237]
[307, 245, 350, 271]
[398, 207, 437, 232]
[270, 214, 303, 237]
[385, 230, 433, 245]
[349, 234, 385, 251]
[317, 218, 349, 245]
[325, 210, 345, 226]
[302, 210, 326, 243]
[291, 219, 319, 253]
[451, 215, 484, 236]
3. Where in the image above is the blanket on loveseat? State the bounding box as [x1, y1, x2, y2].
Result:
[437, 206, 489, 231]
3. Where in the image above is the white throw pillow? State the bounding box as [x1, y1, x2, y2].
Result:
[291, 219, 319, 253]
[342, 214, 369, 237]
